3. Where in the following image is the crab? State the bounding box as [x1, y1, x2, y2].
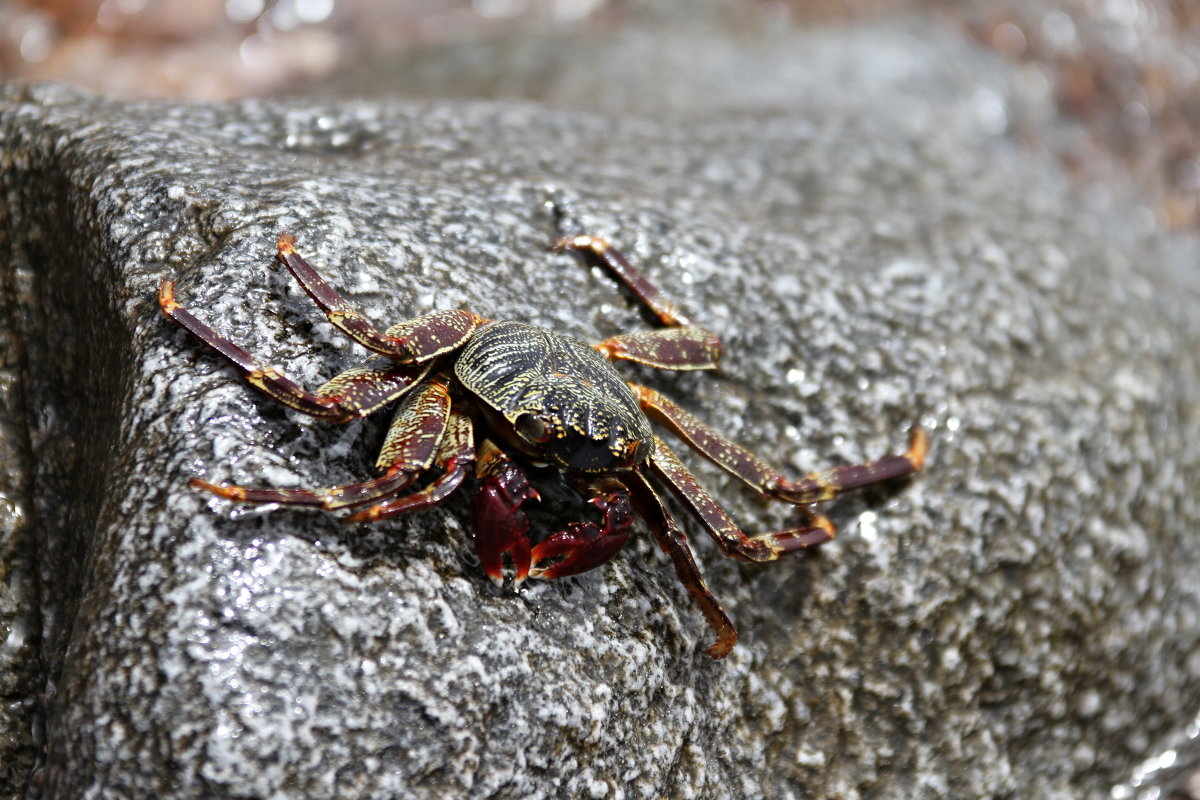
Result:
[158, 232, 927, 657]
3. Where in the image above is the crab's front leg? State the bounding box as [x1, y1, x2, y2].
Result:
[473, 440, 540, 586]
[627, 469, 737, 659]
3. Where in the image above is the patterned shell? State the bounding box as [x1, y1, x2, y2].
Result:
[454, 321, 654, 472]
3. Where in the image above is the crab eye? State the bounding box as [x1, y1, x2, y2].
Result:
[515, 413, 553, 444]
[627, 439, 652, 465]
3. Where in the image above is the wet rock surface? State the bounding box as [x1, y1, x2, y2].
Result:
[2, 19, 1199, 800]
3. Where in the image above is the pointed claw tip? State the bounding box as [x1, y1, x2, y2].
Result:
[157, 280, 179, 312]
[189, 478, 251, 502]
[906, 425, 930, 471]
[704, 640, 735, 659]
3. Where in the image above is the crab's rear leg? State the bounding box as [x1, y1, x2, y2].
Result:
[553, 234, 694, 328]
[277, 234, 482, 363]
[192, 379, 452, 511]
[345, 405, 474, 522]
[627, 470, 738, 659]
[632, 384, 928, 505]
[648, 436, 835, 564]
[594, 327, 722, 371]
[159, 280, 431, 421]
[557, 235, 724, 370]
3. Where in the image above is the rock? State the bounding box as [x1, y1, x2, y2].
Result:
[2, 20, 1198, 800]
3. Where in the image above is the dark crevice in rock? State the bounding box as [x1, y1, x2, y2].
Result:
[0, 117, 135, 794]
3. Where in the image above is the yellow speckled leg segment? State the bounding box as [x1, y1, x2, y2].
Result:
[192, 380, 454, 511]
[594, 326, 722, 371]
[632, 383, 927, 505]
[278, 233, 483, 363]
[648, 437, 835, 564]
[345, 406, 475, 522]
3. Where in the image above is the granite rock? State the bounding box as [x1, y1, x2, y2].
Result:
[1, 21, 1199, 800]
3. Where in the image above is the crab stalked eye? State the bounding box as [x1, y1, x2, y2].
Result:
[626, 438, 653, 466]
[515, 413, 553, 444]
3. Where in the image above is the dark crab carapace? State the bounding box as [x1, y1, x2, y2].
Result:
[158, 233, 927, 658]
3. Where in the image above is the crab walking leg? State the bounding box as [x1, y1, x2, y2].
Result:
[313, 358, 436, 418]
[594, 326, 722, 371]
[344, 406, 474, 522]
[277, 234, 482, 363]
[192, 380, 452, 510]
[160, 280, 340, 419]
[552, 234, 693, 328]
[192, 469, 414, 512]
[632, 384, 928, 504]
[627, 470, 738, 659]
[648, 437, 835, 564]
[158, 280, 430, 421]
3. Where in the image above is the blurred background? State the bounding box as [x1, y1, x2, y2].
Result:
[2, 0, 1200, 230]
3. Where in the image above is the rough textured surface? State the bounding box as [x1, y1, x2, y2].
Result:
[2, 19, 1199, 800]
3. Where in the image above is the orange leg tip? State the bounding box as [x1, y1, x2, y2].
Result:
[277, 232, 297, 255]
[704, 635, 737, 659]
[189, 477, 244, 500]
[157, 280, 178, 311]
[550, 234, 606, 252]
[906, 426, 930, 471]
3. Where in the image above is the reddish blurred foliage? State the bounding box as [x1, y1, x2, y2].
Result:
[4, 0, 1199, 229]
[953, 1, 1200, 229]
[0, 0, 614, 99]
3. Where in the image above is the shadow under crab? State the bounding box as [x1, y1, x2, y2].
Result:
[158, 233, 927, 658]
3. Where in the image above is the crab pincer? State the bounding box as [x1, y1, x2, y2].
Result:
[473, 440, 539, 585]
[529, 485, 633, 579]
[473, 446, 635, 585]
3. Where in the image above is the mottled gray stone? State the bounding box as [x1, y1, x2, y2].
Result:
[2, 19, 1199, 800]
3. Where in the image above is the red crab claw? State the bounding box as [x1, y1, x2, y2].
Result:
[473, 443, 540, 586]
[529, 487, 633, 580]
